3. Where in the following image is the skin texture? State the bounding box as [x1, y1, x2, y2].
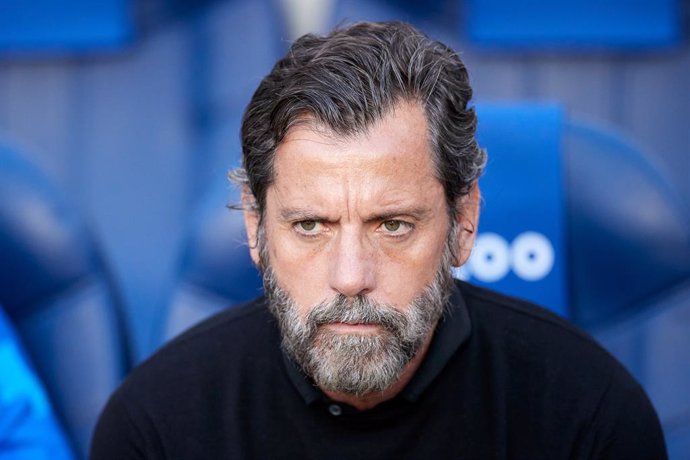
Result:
[243, 100, 479, 409]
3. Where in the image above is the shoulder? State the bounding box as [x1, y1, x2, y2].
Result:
[91, 297, 279, 459]
[458, 281, 612, 364]
[455, 282, 666, 457]
[455, 280, 641, 404]
[158, 296, 274, 357]
[114, 296, 276, 408]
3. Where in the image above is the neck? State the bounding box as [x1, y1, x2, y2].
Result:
[321, 326, 436, 411]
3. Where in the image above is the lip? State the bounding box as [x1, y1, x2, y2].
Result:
[322, 322, 381, 334]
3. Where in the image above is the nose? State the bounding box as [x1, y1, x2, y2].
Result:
[328, 227, 376, 298]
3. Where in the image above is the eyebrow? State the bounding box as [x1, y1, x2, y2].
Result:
[364, 206, 431, 223]
[278, 205, 432, 222]
[279, 207, 330, 221]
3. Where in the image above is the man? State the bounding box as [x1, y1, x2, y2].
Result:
[91, 21, 666, 459]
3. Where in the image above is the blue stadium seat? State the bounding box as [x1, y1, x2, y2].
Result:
[564, 119, 690, 326]
[0, 141, 131, 458]
[0, 306, 74, 459]
[465, 0, 681, 49]
[564, 120, 690, 458]
[159, 182, 262, 343]
[464, 104, 568, 316]
[593, 281, 690, 459]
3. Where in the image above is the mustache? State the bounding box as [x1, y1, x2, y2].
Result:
[305, 294, 409, 334]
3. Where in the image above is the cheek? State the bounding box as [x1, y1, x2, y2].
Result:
[376, 236, 447, 306]
[264, 224, 332, 310]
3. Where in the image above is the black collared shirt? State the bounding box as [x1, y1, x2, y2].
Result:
[91, 281, 667, 459]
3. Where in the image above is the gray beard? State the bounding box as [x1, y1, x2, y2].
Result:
[261, 237, 455, 397]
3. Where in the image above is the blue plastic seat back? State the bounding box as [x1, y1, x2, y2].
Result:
[564, 120, 690, 326]
[0, 142, 131, 458]
[593, 281, 690, 459]
[0, 306, 75, 460]
[465, 0, 681, 49]
[461, 103, 568, 316]
[161, 183, 262, 342]
[462, 104, 690, 324]
[563, 119, 690, 458]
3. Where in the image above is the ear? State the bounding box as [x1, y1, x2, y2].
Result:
[452, 183, 480, 267]
[241, 187, 261, 267]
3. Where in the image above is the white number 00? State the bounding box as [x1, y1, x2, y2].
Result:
[453, 232, 555, 282]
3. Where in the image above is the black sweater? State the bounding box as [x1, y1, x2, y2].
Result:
[91, 281, 667, 459]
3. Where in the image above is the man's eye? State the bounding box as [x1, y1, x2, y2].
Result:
[380, 220, 412, 237]
[296, 220, 320, 233]
[383, 220, 401, 232]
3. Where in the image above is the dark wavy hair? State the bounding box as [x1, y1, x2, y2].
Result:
[231, 21, 486, 220]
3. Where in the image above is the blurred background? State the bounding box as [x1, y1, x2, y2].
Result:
[0, 0, 689, 458]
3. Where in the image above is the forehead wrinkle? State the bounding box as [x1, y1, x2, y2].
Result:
[342, 173, 354, 224]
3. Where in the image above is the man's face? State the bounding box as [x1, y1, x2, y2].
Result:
[244, 101, 475, 395]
